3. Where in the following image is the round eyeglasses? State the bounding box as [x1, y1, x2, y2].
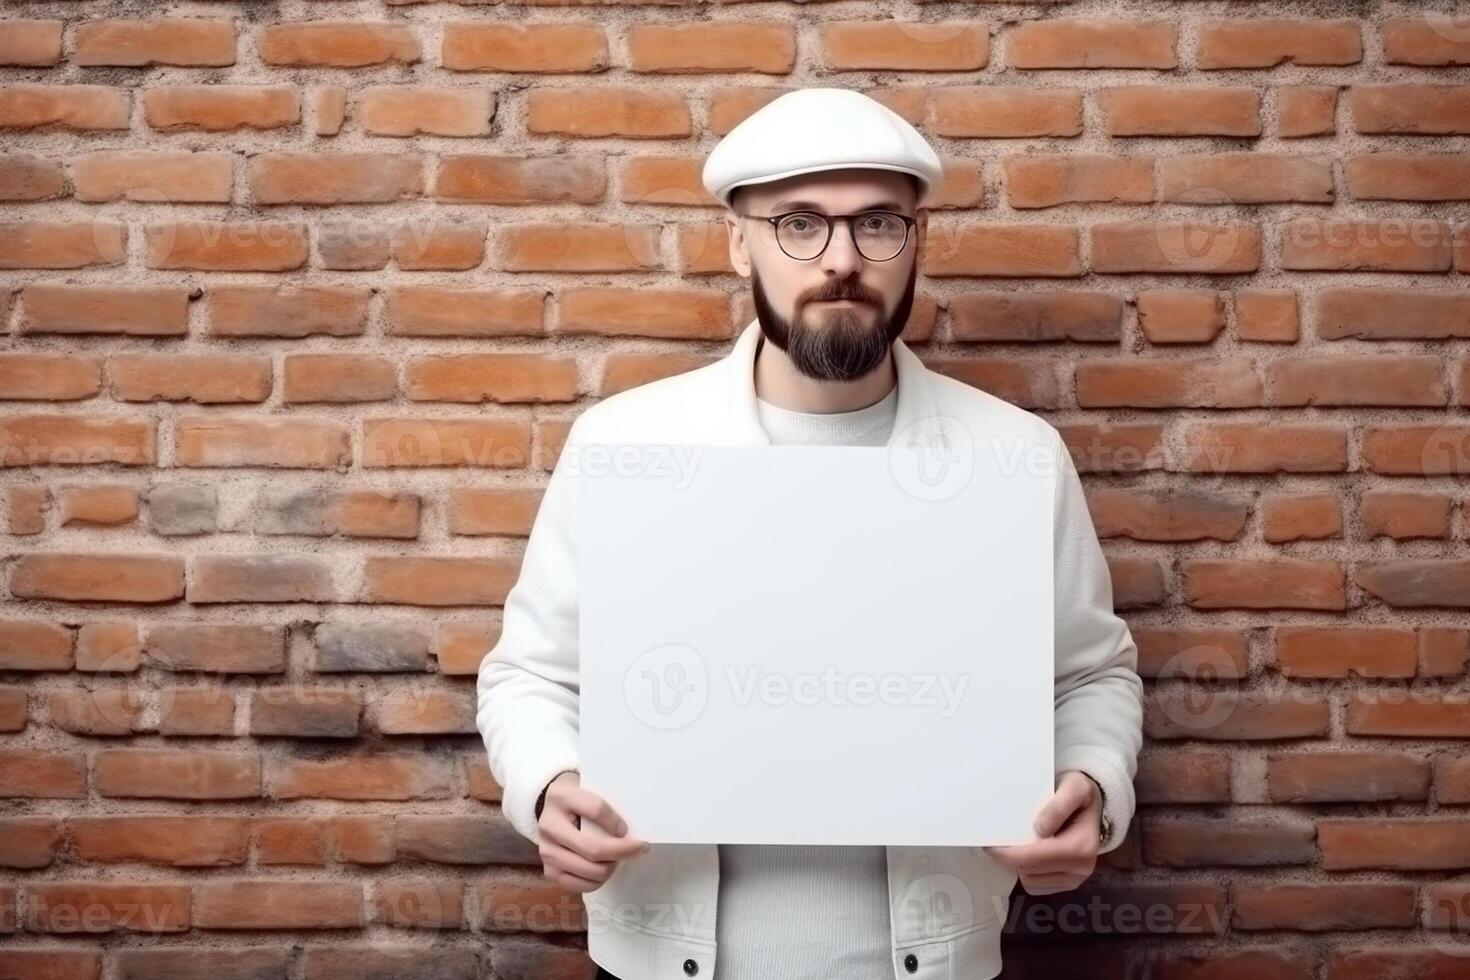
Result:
[742, 210, 917, 262]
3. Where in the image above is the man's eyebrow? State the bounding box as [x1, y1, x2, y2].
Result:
[770, 200, 908, 213]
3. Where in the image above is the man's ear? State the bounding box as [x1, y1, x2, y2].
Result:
[726, 213, 752, 279]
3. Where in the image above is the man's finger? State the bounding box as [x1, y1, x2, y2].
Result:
[985, 837, 1074, 875]
[1033, 778, 1090, 838]
[561, 786, 633, 836]
[542, 837, 618, 883]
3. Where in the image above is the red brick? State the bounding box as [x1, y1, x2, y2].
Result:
[822, 22, 989, 71]
[26, 883, 190, 933]
[18, 284, 191, 336]
[1133, 629, 1248, 685]
[1077, 359, 1259, 408]
[558, 287, 730, 339]
[269, 754, 451, 801]
[1346, 154, 1470, 201]
[929, 86, 1082, 137]
[1268, 355, 1446, 407]
[1100, 86, 1261, 136]
[0, 620, 72, 670]
[1281, 218, 1453, 272]
[1360, 492, 1453, 540]
[359, 85, 495, 137]
[1355, 561, 1470, 609]
[1236, 289, 1299, 342]
[174, 417, 350, 468]
[499, 223, 660, 273]
[110, 354, 272, 404]
[391, 221, 486, 270]
[1260, 493, 1342, 543]
[69, 816, 249, 866]
[1091, 221, 1261, 274]
[142, 85, 300, 131]
[1183, 423, 1347, 473]
[442, 23, 607, 72]
[11, 553, 183, 603]
[386, 287, 545, 338]
[70, 150, 232, 203]
[1010, 19, 1176, 69]
[1268, 751, 1430, 803]
[1183, 559, 1347, 610]
[1318, 819, 1470, 869]
[58, 484, 139, 526]
[1278, 85, 1338, 137]
[527, 87, 691, 138]
[1351, 84, 1470, 134]
[1088, 489, 1249, 543]
[628, 23, 796, 74]
[1383, 18, 1470, 66]
[145, 624, 285, 674]
[1003, 155, 1153, 208]
[0, 84, 130, 130]
[1196, 19, 1362, 68]
[95, 749, 260, 799]
[0, 415, 154, 467]
[0, 220, 125, 269]
[283, 354, 396, 403]
[257, 22, 420, 67]
[434, 155, 606, 205]
[188, 555, 336, 603]
[1159, 153, 1332, 204]
[360, 556, 518, 606]
[406, 355, 577, 403]
[922, 225, 1082, 277]
[248, 152, 423, 205]
[207, 285, 370, 338]
[0, 20, 62, 66]
[1136, 289, 1226, 343]
[146, 220, 308, 271]
[1146, 690, 1329, 740]
[0, 750, 86, 798]
[0, 817, 60, 867]
[1275, 627, 1417, 678]
[1234, 884, 1413, 931]
[75, 19, 235, 67]
[1362, 425, 1470, 475]
[361, 418, 529, 469]
[1144, 819, 1315, 867]
[193, 881, 362, 929]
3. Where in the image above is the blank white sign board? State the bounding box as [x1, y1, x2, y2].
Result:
[576, 442, 1054, 847]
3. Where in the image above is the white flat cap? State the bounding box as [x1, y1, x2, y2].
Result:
[701, 87, 943, 208]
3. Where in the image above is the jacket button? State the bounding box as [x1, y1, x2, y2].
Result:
[683, 958, 698, 976]
[903, 953, 918, 973]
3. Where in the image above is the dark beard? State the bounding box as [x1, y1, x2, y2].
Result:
[751, 259, 917, 383]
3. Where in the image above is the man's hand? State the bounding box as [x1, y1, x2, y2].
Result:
[981, 769, 1101, 896]
[537, 771, 650, 893]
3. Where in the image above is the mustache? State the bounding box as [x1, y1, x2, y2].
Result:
[804, 282, 880, 305]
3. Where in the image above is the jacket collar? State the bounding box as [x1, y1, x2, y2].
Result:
[719, 317, 944, 449]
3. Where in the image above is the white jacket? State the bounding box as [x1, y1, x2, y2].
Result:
[477, 317, 1144, 980]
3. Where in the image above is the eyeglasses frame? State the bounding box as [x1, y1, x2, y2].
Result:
[737, 209, 919, 263]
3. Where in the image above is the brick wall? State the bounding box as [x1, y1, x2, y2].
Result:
[2, 1, 1470, 977]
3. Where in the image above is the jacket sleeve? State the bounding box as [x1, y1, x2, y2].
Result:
[476, 417, 587, 847]
[1049, 427, 1144, 853]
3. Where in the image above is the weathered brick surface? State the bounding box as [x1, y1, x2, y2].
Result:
[0, 2, 1466, 973]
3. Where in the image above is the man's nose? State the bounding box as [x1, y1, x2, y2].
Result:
[819, 218, 863, 275]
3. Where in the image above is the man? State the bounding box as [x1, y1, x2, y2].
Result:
[477, 87, 1144, 980]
